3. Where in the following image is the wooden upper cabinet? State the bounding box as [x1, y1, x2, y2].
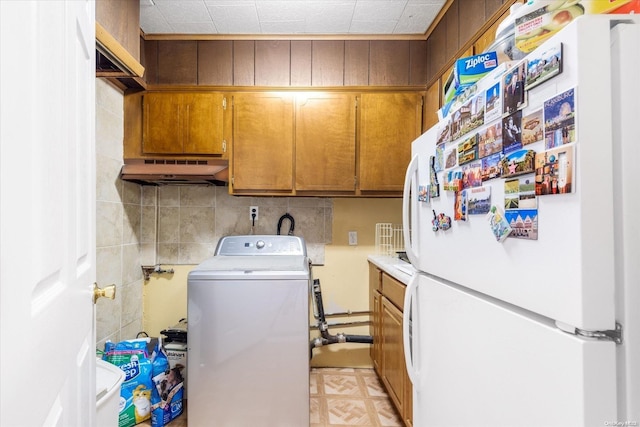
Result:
[142, 92, 225, 155]
[359, 92, 423, 192]
[96, 0, 140, 61]
[295, 93, 356, 192]
[231, 93, 294, 193]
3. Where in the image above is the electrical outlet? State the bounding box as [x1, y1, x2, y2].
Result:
[348, 231, 357, 246]
[250, 206, 259, 221]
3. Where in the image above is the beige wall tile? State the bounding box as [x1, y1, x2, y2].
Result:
[179, 207, 215, 242]
[122, 243, 142, 285]
[158, 243, 180, 264]
[96, 154, 123, 203]
[96, 200, 123, 248]
[123, 203, 141, 245]
[158, 206, 180, 242]
[142, 186, 158, 206]
[120, 319, 145, 340]
[179, 243, 216, 263]
[141, 206, 157, 244]
[158, 186, 180, 206]
[121, 280, 144, 326]
[96, 246, 122, 288]
[180, 186, 215, 207]
[122, 181, 141, 205]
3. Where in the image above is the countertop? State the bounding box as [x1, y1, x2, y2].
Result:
[367, 255, 416, 285]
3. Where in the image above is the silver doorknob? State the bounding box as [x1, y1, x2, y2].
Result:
[93, 282, 116, 304]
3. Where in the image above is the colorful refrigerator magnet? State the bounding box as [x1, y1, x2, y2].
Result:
[486, 205, 512, 242]
[429, 156, 440, 198]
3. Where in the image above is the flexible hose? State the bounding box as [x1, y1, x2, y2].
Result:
[277, 213, 295, 235]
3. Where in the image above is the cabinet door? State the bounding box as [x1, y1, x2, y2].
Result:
[143, 92, 225, 155]
[231, 93, 294, 192]
[182, 93, 225, 154]
[381, 296, 405, 416]
[359, 92, 423, 192]
[295, 93, 357, 192]
[143, 92, 182, 154]
[372, 290, 382, 375]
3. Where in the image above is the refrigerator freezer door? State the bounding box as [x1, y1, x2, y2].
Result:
[412, 273, 616, 427]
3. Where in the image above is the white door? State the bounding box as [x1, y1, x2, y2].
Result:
[0, 1, 96, 426]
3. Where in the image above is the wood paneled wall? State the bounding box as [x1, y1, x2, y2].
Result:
[426, 0, 513, 83]
[142, 39, 427, 87]
[139, 0, 515, 89]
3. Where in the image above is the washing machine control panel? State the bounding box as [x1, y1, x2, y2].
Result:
[215, 235, 307, 256]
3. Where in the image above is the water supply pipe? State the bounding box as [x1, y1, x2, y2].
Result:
[309, 278, 373, 359]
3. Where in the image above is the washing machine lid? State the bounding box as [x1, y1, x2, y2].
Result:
[189, 255, 310, 281]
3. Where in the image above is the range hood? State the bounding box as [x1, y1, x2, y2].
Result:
[119, 159, 229, 186]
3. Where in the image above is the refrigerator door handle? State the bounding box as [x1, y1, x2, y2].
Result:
[403, 272, 419, 386]
[403, 154, 420, 266]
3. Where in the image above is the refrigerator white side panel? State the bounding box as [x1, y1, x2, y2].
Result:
[409, 16, 640, 331]
[412, 274, 616, 427]
[611, 22, 640, 423]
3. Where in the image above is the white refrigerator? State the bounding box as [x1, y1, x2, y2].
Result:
[402, 15, 639, 427]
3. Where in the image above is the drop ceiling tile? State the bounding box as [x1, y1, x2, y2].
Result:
[140, 4, 173, 34]
[304, 2, 355, 33]
[156, 1, 212, 23]
[395, 3, 441, 33]
[261, 20, 307, 34]
[353, 0, 406, 22]
[170, 22, 218, 34]
[256, 1, 309, 21]
[350, 20, 398, 34]
[140, 0, 447, 35]
[205, 1, 260, 34]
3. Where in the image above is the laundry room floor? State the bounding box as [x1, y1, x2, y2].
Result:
[139, 367, 403, 427]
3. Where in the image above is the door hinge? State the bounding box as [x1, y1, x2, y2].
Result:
[557, 321, 623, 344]
[222, 139, 227, 152]
[222, 97, 227, 110]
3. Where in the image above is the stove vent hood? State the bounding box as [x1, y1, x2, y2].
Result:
[120, 159, 229, 186]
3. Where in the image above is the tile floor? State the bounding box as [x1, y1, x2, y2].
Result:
[139, 367, 403, 427]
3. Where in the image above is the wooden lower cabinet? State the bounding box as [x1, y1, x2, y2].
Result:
[370, 263, 412, 426]
[382, 297, 406, 416]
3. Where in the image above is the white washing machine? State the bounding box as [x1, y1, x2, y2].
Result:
[187, 235, 310, 427]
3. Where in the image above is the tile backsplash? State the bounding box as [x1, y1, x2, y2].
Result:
[140, 186, 331, 265]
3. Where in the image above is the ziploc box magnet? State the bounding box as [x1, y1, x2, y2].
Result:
[442, 52, 498, 106]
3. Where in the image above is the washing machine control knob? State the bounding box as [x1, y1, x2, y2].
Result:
[256, 240, 265, 249]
